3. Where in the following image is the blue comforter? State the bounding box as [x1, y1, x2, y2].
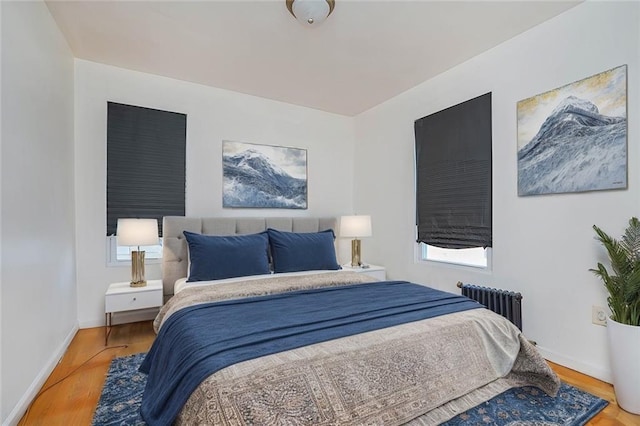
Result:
[139, 280, 482, 425]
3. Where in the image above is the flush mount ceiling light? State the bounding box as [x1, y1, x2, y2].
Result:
[286, 0, 335, 26]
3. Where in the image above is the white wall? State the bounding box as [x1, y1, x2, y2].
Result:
[353, 1, 639, 383]
[74, 60, 356, 328]
[1, 2, 76, 424]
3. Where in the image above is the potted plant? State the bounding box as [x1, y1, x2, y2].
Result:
[591, 217, 640, 414]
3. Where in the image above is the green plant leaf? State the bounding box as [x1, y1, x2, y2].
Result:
[592, 218, 640, 326]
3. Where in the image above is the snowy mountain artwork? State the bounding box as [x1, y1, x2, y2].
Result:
[517, 65, 627, 196]
[222, 141, 307, 209]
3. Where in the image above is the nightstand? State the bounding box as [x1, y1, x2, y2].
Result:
[104, 280, 163, 345]
[342, 264, 386, 280]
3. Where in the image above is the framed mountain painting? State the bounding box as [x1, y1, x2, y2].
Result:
[517, 65, 627, 196]
[222, 140, 308, 209]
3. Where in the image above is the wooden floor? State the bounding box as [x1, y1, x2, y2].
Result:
[18, 321, 640, 425]
[18, 322, 156, 426]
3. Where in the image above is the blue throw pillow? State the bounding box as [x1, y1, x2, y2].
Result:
[184, 231, 270, 282]
[267, 228, 341, 273]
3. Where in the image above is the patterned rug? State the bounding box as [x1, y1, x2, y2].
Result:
[92, 353, 608, 426]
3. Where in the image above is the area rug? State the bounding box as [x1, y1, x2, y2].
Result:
[92, 353, 146, 426]
[92, 353, 608, 426]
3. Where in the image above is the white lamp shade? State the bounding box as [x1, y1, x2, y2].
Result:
[117, 218, 159, 246]
[291, 0, 332, 25]
[340, 215, 372, 238]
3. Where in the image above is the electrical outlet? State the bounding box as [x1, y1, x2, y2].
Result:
[592, 305, 608, 326]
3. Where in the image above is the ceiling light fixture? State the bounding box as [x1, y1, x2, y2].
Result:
[286, 0, 335, 26]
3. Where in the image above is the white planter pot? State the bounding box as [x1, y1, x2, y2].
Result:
[607, 317, 640, 414]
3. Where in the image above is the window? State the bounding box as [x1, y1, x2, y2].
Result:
[420, 244, 489, 269]
[414, 93, 492, 268]
[106, 236, 163, 266]
[106, 102, 187, 264]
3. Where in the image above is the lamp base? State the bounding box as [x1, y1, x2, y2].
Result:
[130, 250, 147, 287]
[350, 239, 362, 267]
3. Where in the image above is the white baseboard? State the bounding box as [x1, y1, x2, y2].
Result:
[536, 345, 612, 384]
[3, 323, 79, 426]
[79, 308, 159, 329]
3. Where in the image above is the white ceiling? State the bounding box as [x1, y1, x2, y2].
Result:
[46, 0, 580, 116]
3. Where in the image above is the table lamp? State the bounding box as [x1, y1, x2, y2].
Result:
[117, 218, 158, 287]
[340, 215, 372, 267]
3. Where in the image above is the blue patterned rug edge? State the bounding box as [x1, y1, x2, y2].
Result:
[93, 353, 609, 426]
[92, 353, 147, 426]
[441, 382, 609, 425]
[570, 395, 608, 425]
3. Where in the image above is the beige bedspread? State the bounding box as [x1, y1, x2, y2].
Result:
[153, 272, 560, 425]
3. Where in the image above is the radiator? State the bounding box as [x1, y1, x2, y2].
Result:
[457, 281, 523, 331]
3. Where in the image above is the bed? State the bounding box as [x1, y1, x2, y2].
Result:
[140, 216, 560, 425]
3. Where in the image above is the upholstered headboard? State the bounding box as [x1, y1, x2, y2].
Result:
[162, 216, 338, 299]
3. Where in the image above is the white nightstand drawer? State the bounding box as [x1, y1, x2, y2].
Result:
[105, 280, 163, 313]
[106, 289, 161, 312]
[104, 280, 163, 344]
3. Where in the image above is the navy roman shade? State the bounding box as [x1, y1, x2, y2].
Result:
[414, 93, 492, 249]
[106, 102, 186, 236]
